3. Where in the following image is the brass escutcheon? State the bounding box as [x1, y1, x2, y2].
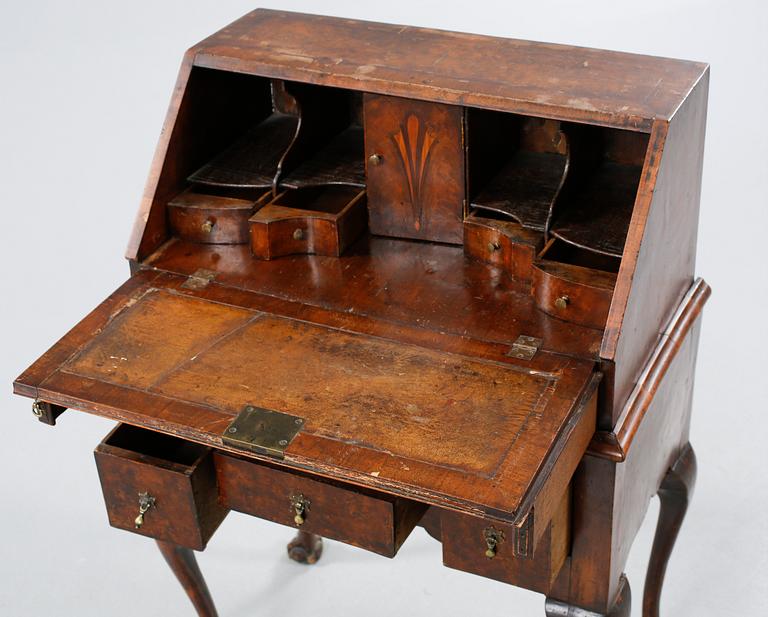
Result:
[483, 526, 505, 559]
[134, 492, 156, 529]
[290, 493, 310, 526]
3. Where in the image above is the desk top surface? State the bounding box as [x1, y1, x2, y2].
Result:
[192, 9, 708, 131]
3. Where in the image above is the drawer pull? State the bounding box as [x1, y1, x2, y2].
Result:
[290, 493, 310, 526]
[134, 492, 156, 529]
[483, 526, 505, 559]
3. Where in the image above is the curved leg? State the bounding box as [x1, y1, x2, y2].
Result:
[643, 443, 697, 617]
[157, 541, 218, 617]
[545, 574, 631, 617]
[287, 530, 324, 564]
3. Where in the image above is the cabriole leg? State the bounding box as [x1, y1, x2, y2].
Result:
[287, 530, 324, 564]
[642, 443, 697, 617]
[545, 574, 631, 617]
[157, 540, 218, 617]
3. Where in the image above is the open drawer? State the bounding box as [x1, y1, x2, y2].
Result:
[15, 271, 598, 557]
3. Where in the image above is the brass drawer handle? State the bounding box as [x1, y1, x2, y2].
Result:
[134, 492, 156, 529]
[290, 493, 310, 526]
[483, 526, 505, 559]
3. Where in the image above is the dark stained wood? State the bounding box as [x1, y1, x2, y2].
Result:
[287, 531, 324, 564]
[168, 188, 270, 245]
[364, 94, 465, 243]
[442, 487, 570, 594]
[281, 125, 365, 188]
[472, 118, 569, 230]
[589, 279, 710, 461]
[643, 444, 696, 617]
[192, 10, 707, 131]
[532, 256, 616, 330]
[94, 424, 228, 550]
[601, 72, 709, 424]
[16, 11, 712, 616]
[144, 238, 604, 361]
[157, 540, 218, 617]
[550, 163, 643, 257]
[215, 453, 426, 557]
[16, 276, 598, 532]
[249, 187, 367, 259]
[463, 214, 544, 282]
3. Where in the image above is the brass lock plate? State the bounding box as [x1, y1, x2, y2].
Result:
[222, 405, 305, 459]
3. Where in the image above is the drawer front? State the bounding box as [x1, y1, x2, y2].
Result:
[532, 261, 614, 329]
[94, 425, 228, 550]
[168, 189, 269, 245]
[364, 94, 465, 244]
[441, 486, 570, 594]
[463, 215, 544, 282]
[215, 453, 426, 557]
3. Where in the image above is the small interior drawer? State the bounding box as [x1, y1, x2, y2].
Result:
[214, 453, 427, 557]
[94, 424, 228, 550]
[532, 239, 618, 329]
[168, 188, 271, 245]
[441, 486, 571, 594]
[249, 186, 367, 259]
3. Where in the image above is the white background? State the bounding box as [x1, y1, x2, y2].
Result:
[1, 1, 766, 615]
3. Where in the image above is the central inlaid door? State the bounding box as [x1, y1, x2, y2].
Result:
[363, 95, 466, 244]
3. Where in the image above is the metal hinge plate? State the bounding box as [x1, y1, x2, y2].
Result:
[506, 335, 543, 361]
[222, 405, 305, 459]
[181, 268, 217, 290]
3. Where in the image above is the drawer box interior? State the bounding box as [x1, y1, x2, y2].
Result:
[215, 453, 427, 557]
[94, 424, 228, 550]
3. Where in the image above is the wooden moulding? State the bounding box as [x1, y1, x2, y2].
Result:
[249, 186, 367, 259]
[588, 278, 711, 461]
[94, 424, 228, 550]
[531, 239, 618, 330]
[168, 188, 271, 244]
[463, 213, 544, 282]
[214, 453, 427, 557]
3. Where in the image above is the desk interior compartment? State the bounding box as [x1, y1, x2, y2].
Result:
[94, 424, 228, 550]
[215, 453, 427, 557]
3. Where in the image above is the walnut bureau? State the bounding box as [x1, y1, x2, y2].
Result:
[13, 10, 710, 617]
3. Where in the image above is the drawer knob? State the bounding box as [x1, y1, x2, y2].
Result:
[290, 493, 310, 526]
[483, 526, 505, 559]
[201, 219, 215, 234]
[293, 228, 305, 241]
[487, 241, 501, 253]
[368, 153, 383, 166]
[554, 295, 570, 310]
[134, 492, 156, 529]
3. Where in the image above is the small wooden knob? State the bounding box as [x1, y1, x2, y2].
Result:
[555, 296, 570, 309]
[368, 153, 383, 166]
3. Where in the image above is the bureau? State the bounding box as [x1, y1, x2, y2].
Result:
[13, 10, 710, 617]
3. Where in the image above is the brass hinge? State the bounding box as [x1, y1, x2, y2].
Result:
[506, 335, 543, 361]
[181, 268, 217, 290]
[222, 405, 305, 459]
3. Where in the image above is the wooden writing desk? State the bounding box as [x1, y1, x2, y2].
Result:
[13, 10, 710, 616]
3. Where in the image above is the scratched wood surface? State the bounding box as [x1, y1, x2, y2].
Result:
[192, 9, 707, 132]
[16, 277, 595, 522]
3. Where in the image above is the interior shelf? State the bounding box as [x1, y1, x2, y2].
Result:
[549, 162, 642, 257]
[471, 150, 568, 230]
[188, 112, 299, 188]
[281, 125, 365, 189]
